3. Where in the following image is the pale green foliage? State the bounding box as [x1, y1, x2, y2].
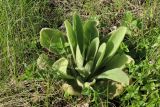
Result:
[64, 20, 77, 60]
[40, 28, 65, 54]
[97, 68, 129, 86]
[104, 27, 127, 60]
[38, 13, 134, 98]
[52, 58, 74, 79]
[37, 54, 52, 70]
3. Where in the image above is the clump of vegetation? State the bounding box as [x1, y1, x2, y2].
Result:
[38, 13, 134, 98]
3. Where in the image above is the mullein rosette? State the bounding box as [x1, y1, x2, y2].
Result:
[37, 13, 134, 98]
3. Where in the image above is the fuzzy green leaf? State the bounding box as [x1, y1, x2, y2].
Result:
[76, 77, 84, 87]
[75, 67, 86, 77]
[37, 54, 53, 70]
[73, 13, 84, 53]
[62, 83, 81, 96]
[84, 60, 93, 75]
[76, 45, 84, 68]
[52, 57, 73, 79]
[105, 53, 134, 70]
[105, 27, 127, 60]
[64, 20, 77, 61]
[40, 28, 64, 54]
[97, 68, 129, 86]
[83, 20, 99, 47]
[95, 43, 106, 70]
[86, 37, 99, 61]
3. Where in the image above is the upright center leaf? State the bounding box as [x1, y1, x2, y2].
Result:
[73, 14, 84, 54]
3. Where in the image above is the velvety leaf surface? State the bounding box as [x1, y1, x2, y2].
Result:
[76, 45, 84, 68]
[40, 28, 64, 54]
[83, 20, 99, 47]
[97, 68, 129, 86]
[73, 13, 84, 53]
[64, 20, 77, 60]
[95, 43, 106, 70]
[37, 53, 53, 70]
[86, 37, 99, 61]
[52, 57, 73, 79]
[105, 27, 127, 60]
[105, 53, 134, 70]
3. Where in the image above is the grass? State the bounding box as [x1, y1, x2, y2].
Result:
[0, 0, 160, 106]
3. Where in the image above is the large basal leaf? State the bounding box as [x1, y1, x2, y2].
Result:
[75, 67, 86, 77]
[107, 81, 124, 99]
[84, 60, 93, 76]
[86, 37, 99, 61]
[40, 28, 64, 54]
[62, 83, 81, 96]
[52, 57, 73, 79]
[63, 79, 82, 96]
[73, 13, 84, 53]
[76, 45, 84, 69]
[94, 80, 124, 99]
[95, 43, 106, 70]
[105, 53, 134, 70]
[64, 20, 77, 61]
[97, 68, 129, 86]
[83, 20, 99, 47]
[37, 53, 53, 70]
[104, 27, 127, 60]
[75, 60, 93, 77]
[75, 44, 85, 77]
